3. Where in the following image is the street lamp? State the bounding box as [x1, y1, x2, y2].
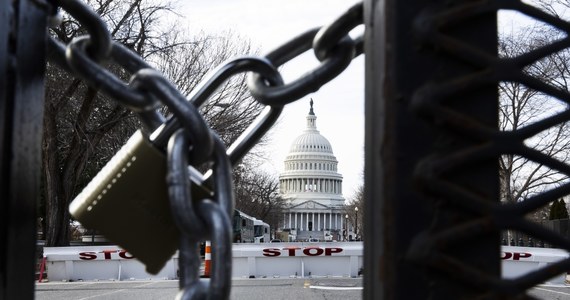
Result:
[345, 214, 348, 241]
[355, 207, 358, 240]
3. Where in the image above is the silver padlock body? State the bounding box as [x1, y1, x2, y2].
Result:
[69, 130, 179, 274]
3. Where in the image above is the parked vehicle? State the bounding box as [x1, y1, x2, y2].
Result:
[253, 219, 270, 243]
[233, 210, 254, 243]
[233, 210, 271, 243]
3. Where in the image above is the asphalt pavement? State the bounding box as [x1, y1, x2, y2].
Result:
[35, 278, 570, 299]
[35, 277, 364, 300]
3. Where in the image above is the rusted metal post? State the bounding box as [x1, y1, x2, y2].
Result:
[0, 1, 48, 299]
[364, 0, 500, 298]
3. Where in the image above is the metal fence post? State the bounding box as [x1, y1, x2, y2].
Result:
[0, 1, 48, 299]
[364, 0, 500, 298]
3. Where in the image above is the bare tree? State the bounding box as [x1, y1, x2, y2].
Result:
[154, 30, 266, 147]
[233, 166, 286, 233]
[43, 0, 264, 246]
[498, 21, 570, 219]
[343, 185, 364, 240]
[535, 0, 570, 20]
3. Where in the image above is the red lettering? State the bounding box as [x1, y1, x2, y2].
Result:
[262, 248, 281, 257]
[79, 252, 97, 260]
[325, 248, 343, 256]
[501, 252, 532, 260]
[101, 250, 117, 259]
[283, 247, 301, 256]
[118, 250, 135, 259]
[513, 252, 531, 260]
[501, 252, 512, 260]
[304, 247, 324, 256]
[263, 247, 345, 257]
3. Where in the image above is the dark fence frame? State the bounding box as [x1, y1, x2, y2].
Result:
[365, 0, 570, 298]
[0, 1, 48, 300]
[502, 219, 570, 248]
[364, 0, 500, 298]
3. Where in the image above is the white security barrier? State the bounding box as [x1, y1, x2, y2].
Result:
[232, 242, 363, 278]
[43, 242, 363, 281]
[501, 246, 569, 284]
[43, 246, 179, 281]
[44, 244, 567, 283]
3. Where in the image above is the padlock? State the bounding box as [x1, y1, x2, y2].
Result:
[69, 130, 179, 274]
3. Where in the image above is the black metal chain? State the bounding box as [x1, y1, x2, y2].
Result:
[248, 3, 364, 105]
[48, 0, 364, 298]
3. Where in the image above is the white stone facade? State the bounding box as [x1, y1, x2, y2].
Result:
[279, 100, 346, 241]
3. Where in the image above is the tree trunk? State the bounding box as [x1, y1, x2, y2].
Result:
[43, 101, 68, 246]
[43, 86, 98, 246]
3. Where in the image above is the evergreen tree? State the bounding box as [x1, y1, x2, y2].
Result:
[558, 198, 568, 219]
[548, 199, 569, 220]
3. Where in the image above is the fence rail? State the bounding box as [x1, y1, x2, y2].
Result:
[502, 219, 570, 248]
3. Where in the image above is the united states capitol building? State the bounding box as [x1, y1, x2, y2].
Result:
[278, 100, 348, 242]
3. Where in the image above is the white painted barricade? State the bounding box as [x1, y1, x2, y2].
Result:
[46, 244, 568, 283]
[44, 246, 179, 281]
[502, 246, 569, 284]
[232, 242, 363, 278]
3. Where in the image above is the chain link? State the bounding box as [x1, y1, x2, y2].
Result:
[48, 0, 364, 298]
[313, 2, 364, 60]
[57, 0, 111, 61]
[247, 28, 355, 105]
[248, 2, 363, 105]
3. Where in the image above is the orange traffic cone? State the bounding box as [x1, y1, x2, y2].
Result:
[202, 241, 211, 278]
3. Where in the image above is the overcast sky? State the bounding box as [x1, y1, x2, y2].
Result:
[177, 0, 364, 199]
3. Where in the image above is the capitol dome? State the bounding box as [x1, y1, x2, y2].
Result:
[289, 125, 334, 154]
[279, 99, 344, 204]
[278, 99, 346, 242]
[286, 100, 336, 159]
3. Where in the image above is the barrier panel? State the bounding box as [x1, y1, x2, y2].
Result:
[232, 242, 363, 278]
[43, 246, 178, 281]
[501, 246, 569, 284]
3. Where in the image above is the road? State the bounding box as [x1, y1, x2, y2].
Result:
[528, 284, 570, 299]
[35, 277, 363, 300]
[35, 278, 570, 299]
